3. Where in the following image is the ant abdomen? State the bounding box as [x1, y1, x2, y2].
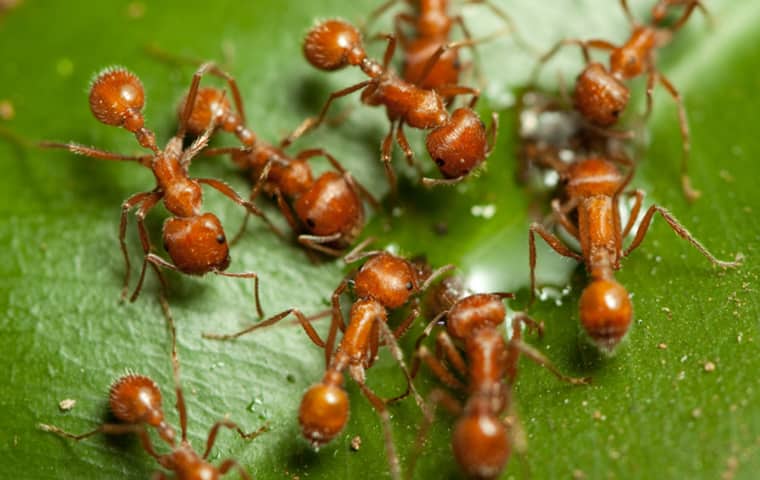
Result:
[574, 63, 630, 127]
[579, 278, 633, 352]
[163, 213, 230, 275]
[426, 108, 488, 179]
[89, 67, 146, 131]
[298, 377, 350, 447]
[293, 171, 362, 242]
[452, 409, 511, 480]
[303, 19, 364, 71]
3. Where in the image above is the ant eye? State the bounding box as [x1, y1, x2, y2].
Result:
[306, 218, 316, 228]
[406, 282, 413, 291]
[435, 158, 445, 167]
[611, 110, 621, 118]
[216, 234, 225, 244]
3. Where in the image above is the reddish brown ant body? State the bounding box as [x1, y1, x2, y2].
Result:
[398, 275, 588, 479]
[39, 303, 267, 479]
[533, 0, 706, 201]
[285, 19, 498, 189]
[528, 156, 742, 352]
[169, 62, 378, 256]
[41, 67, 278, 312]
[204, 238, 454, 479]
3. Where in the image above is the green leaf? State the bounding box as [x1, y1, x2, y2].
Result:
[1, 1, 758, 479]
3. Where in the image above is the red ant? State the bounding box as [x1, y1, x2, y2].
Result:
[39, 296, 267, 479]
[283, 19, 498, 189]
[203, 238, 454, 480]
[395, 274, 588, 479]
[40, 67, 280, 313]
[160, 61, 380, 256]
[528, 155, 742, 352]
[363, 0, 529, 94]
[532, 0, 708, 201]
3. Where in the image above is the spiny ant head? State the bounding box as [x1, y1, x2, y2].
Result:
[109, 375, 173, 440]
[564, 157, 624, 198]
[89, 67, 146, 132]
[452, 410, 510, 479]
[579, 279, 632, 352]
[163, 213, 230, 275]
[294, 171, 363, 245]
[446, 294, 506, 340]
[303, 19, 365, 71]
[426, 108, 488, 180]
[354, 253, 419, 309]
[298, 377, 349, 447]
[574, 62, 630, 127]
[178, 86, 233, 137]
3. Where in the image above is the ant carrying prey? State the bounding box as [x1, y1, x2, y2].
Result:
[41, 67, 281, 313]
[284, 19, 498, 190]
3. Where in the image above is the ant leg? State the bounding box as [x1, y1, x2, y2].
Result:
[280, 80, 372, 148]
[529, 38, 615, 85]
[179, 120, 218, 168]
[202, 420, 268, 459]
[39, 423, 162, 459]
[435, 84, 480, 108]
[528, 223, 583, 304]
[118, 191, 157, 300]
[360, 0, 403, 32]
[392, 300, 420, 339]
[298, 233, 345, 257]
[619, 0, 638, 26]
[657, 73, 700, 202]
[213, 270, 265, 317]
[623, 205, 743, 268]
[128, 193, 163, 302]
[418, 263, 456, 292]
[353, 378, 402, 480]
[196, 177, 284, 239]
[343, 236, 384, 264]
[39, 141, 153, 167]
[669, 0, 703, 32]
[326, 279, 350, 366]
[381, 121, 399, 193]
[505, 313, 545, 383]
[203, 308, 326, 348]
[621, 189, 645, 238]
[509, 339, 591, 385]
[230, 160, 274, 245]
[550, 198, 580, 239]
[218, 459, 252, 480]
[295, 148, 380, 209]
[395, 121, 422, 176]
[377, 320, 426, 410]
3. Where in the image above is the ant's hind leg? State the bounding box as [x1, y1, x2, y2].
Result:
[528, 223, 582, 304]
[202, 420, 268, 459]
[218, 459, 252, 480]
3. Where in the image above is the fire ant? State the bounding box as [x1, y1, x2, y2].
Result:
[363, 0, 530, 94]
[395, 274, 588, 479]
[159, 61, 380, 256]
[40, 67, 280, 313]
[532, 0, 708, 201]
[283, 19, 498, 189]
[528, 155, 742, 352]
[204, 238, 454, 480]
[39, 295, 267, 479]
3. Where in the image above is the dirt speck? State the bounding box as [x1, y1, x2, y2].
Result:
[573, 469, 587, 479]
[350, 435, 362, 452]
[58, 399, 76, 411]
[704, 361, 716, 373]
[657, 343, 668, 350]
[0, 99, 14, 120]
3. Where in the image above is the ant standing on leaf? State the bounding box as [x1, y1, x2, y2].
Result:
[40, 67, 281, 314]
[39, 297, 268, 479]
[204, 238, 454, 480]
[154, 60, 381, 257]
[283, 19, 499, 190]
[528, 155, 742, 352]
[394, 274, 589, 479]
[532, 0, 710, 201]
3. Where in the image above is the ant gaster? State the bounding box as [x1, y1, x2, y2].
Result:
[204, 238, 454, 480]
[529, 156, 742, 351]
[397, 275, 588, 479]
[40, 299, 267, 479]
[172, 62, 379, 256]
[41, 67, 279, 313]
[283, 19, 498, 189]
[533, 0, 708, 201]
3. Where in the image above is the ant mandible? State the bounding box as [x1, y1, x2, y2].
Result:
[528, 156, 742, 352]
[39, 297, 267, 479]
[40, 67, 280, 314]
[532, 0, 708, 201]
[283, 19, 498, 189]
[167, 61, 379, 256]
[395, 275, 588, 479]
[204, 238, 454, 480]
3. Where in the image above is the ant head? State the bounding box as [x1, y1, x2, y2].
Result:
[417, 1, 453, 37]
[574, 63, 630, 127]
[446, 294, 506, 340]
[426, 108, 488, 179]
[565, 157, 624, 198]
[294, 171, 363, 245]
[163, 213, 230, 275]
[298, 375, 349, 447]
[579, 279, 632, 352]
[303, 19, 365, 71]
[179, 87, 233, 137]
[109, 375, 173, 439]
[276, 159, 315, 198]
[89, 67, 146, 133]
[354, 253, 420, 309]
[452, 410, 510, 479]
